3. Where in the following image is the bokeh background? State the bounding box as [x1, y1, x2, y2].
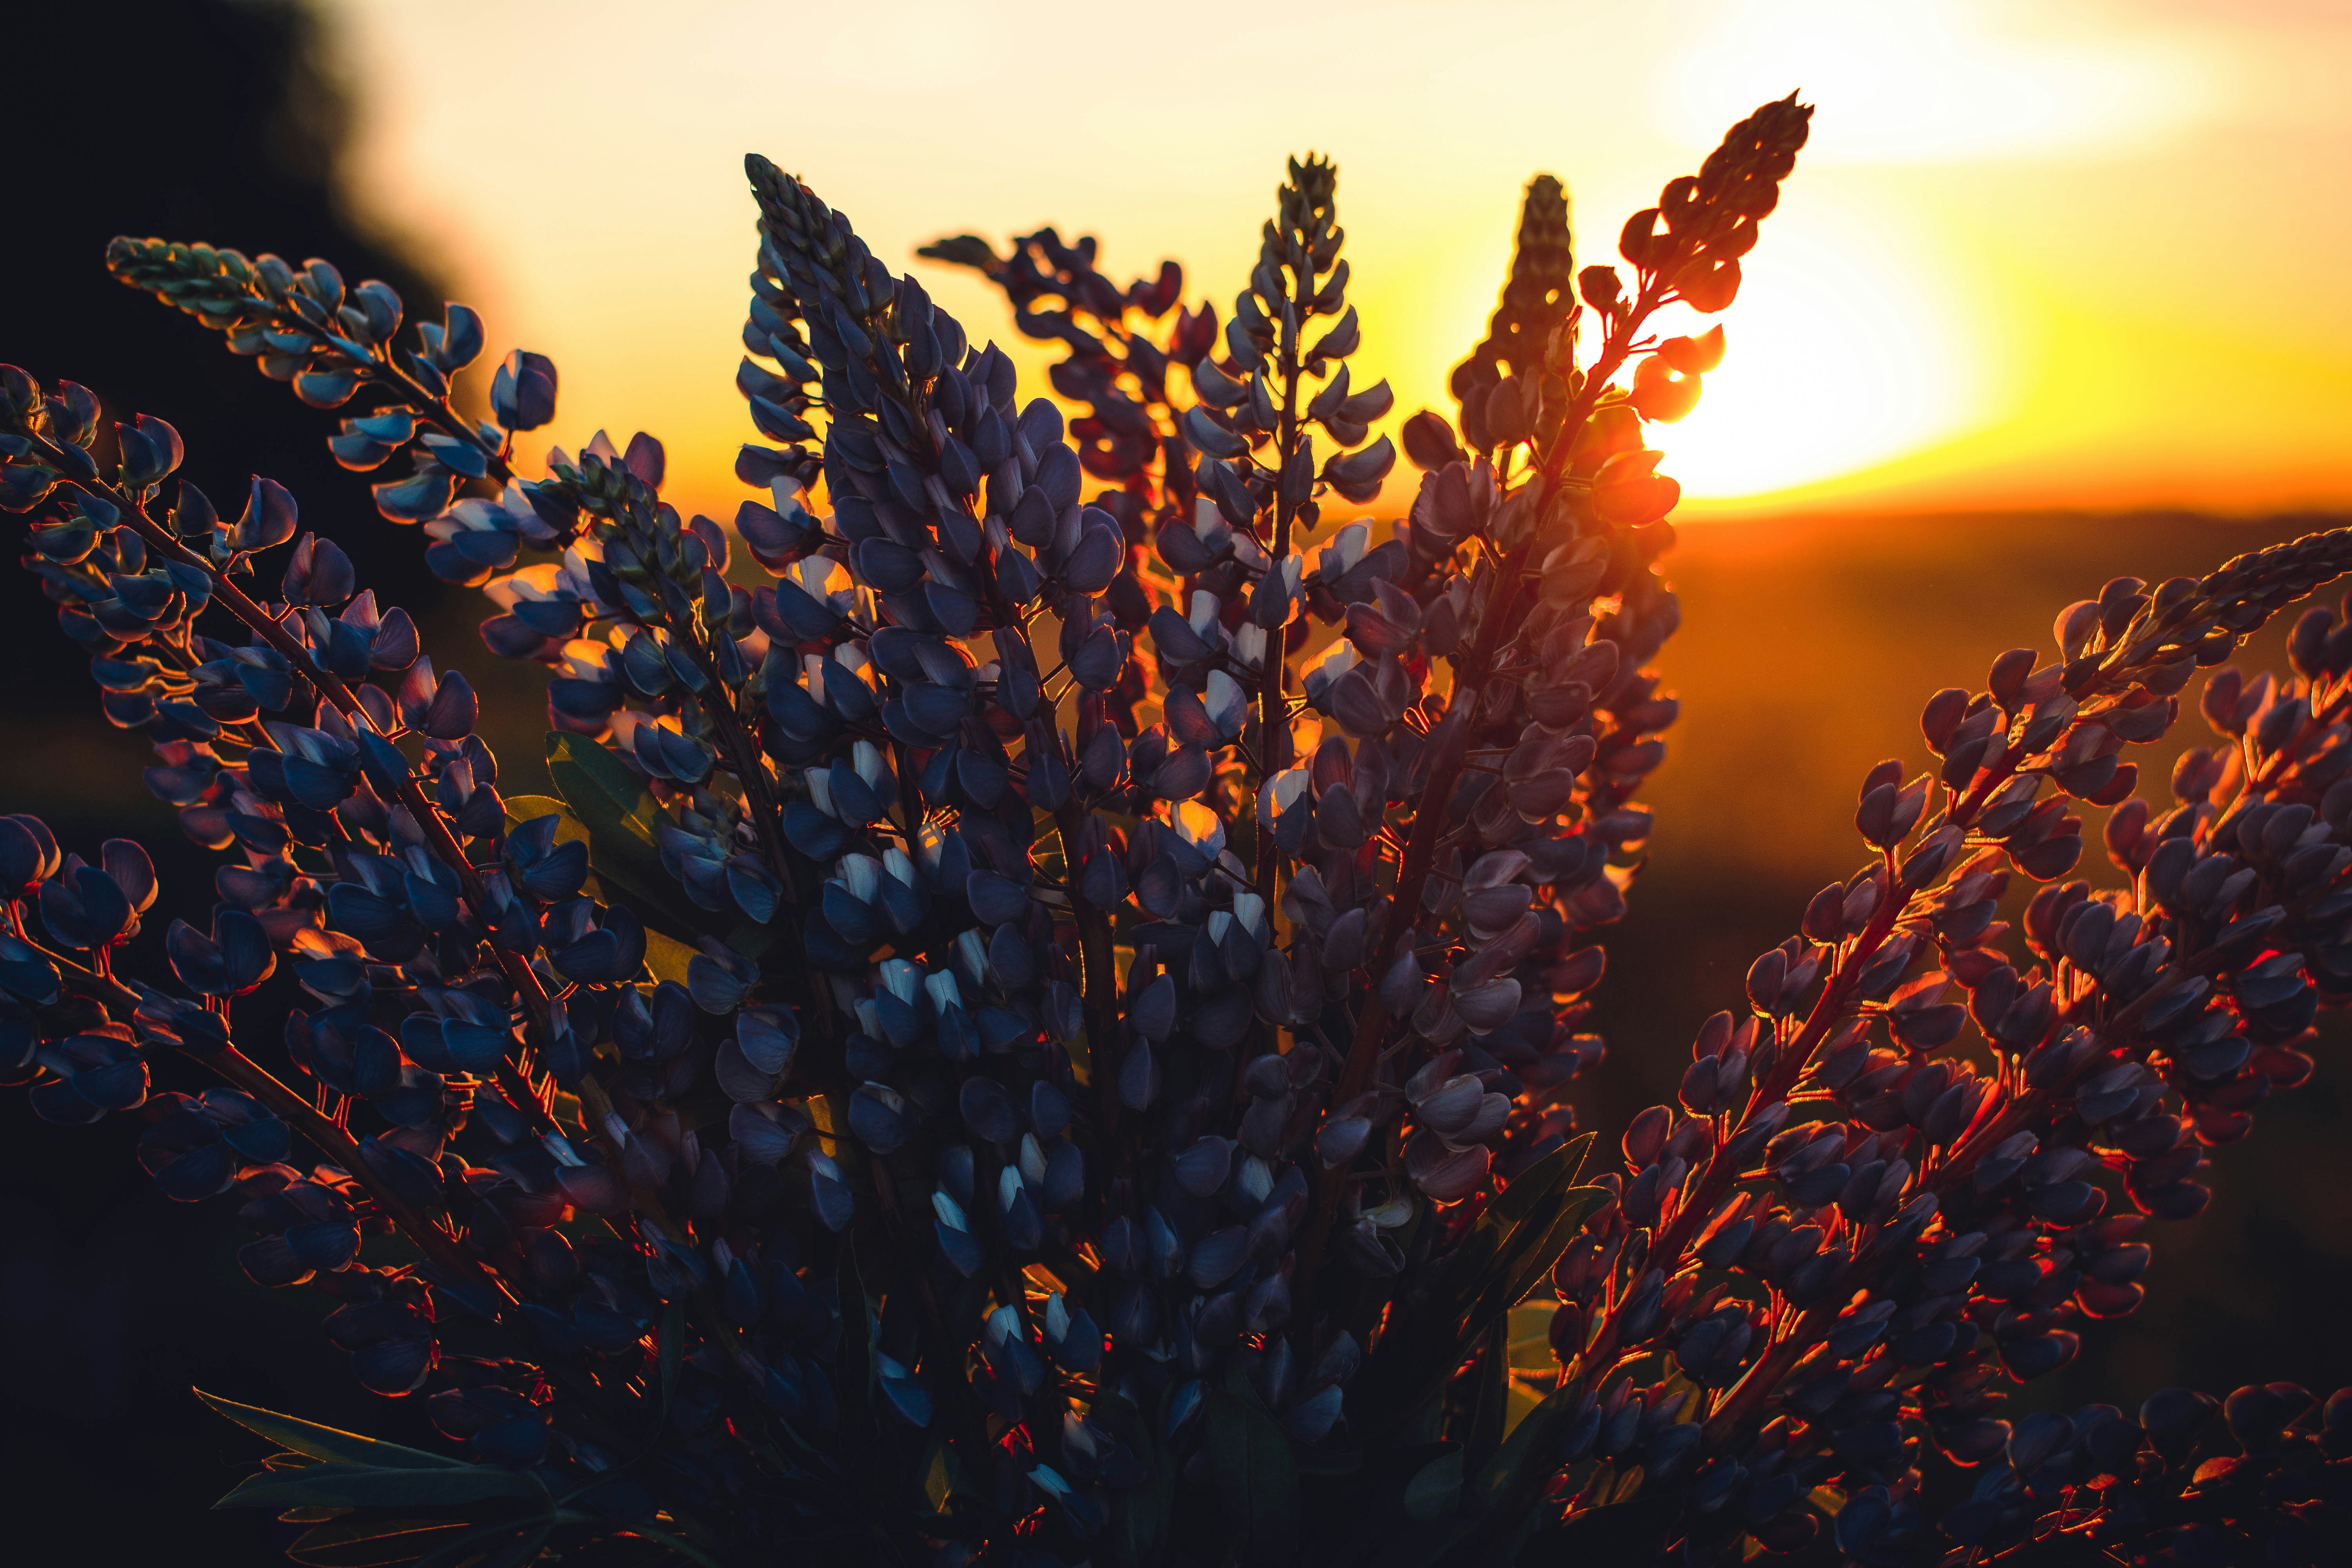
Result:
[4, 1, 2348, 1561]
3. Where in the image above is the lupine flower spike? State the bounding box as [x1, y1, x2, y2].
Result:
[5, 90, 2348, 1565]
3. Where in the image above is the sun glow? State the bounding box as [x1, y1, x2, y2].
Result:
[324, 0, 2349, 525]
[1650, 202, 1984, 503]
[1660, 0, 2210, 165]
[1634, 0, 2213, 507]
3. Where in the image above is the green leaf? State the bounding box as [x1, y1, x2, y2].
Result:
[1095, 1393, 1172, 1568]
[544, 733, 664, 847]
[1433, 1136, 1598, 1341]
[541, 735, 701, 938]
[197, 1390, 468, 1472]
[1204, 1360, 1298, 1558]
[642, 925, 698, 988]
[1462, 1316, 1510, 1474]
[287, 1515, 480, 1568]
[834, 1230, 878, 1449]
[1467, 1381, 1577, 1516]
[1482, 1136, 1600, 1299]
[1506, 1299, 1558, 1370]
[1499, 1203, 1600, 1318]
[1491, 1134, 1597, 1228]
[410, 1521, 554, 1568]
[1504, 1382, 1543, 1445]
[216, 1463, 548, 1512]
[1458, 1138, 1603, 1328]
[1402, 1448, 1463, 1523]
[537, 739, 781, 967]
[922, 1440, 955, 1514]
[1348, 1138, 1604, 1439]
[1401, 1387, 1447, 1448]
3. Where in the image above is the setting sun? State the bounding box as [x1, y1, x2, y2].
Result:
[1661, 0, 2208, 165]
[1642, 199, 1982, 502]
[324, 0, 2349, 524]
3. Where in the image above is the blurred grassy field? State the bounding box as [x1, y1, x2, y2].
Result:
[1647, 508, 2350, 884]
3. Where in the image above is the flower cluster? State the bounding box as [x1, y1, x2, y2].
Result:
[1508, 534, 2352, 1561]
[5, 88, 2349, 1568]
[917, 223, 1214, 527]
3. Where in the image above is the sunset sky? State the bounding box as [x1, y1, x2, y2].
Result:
[325, 0, 2350, 524]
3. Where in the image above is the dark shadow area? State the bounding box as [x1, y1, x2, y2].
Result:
[1, 0, 458, 720]
[2, 3, 459, 1561]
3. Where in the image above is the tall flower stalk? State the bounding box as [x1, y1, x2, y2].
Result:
[3, 90, 2348, 1568]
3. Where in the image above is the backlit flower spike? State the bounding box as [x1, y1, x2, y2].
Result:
[100, 241, 570, 532]
[0, 368, 722, 1210]
[17, 90, 2352, 1566]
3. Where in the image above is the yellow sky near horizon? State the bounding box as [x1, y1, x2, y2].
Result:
[325, 0, 2352, 525]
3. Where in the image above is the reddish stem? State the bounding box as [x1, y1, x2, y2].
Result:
[59, 465, 566, 1122]
[40, 941, 495, 1288]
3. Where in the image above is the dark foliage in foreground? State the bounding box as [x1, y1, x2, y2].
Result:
[0, 0, 455, 724]
[5, 94, 2351, 1565]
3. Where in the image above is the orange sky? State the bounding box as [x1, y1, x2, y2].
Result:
[325, 0, 2351, 523]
